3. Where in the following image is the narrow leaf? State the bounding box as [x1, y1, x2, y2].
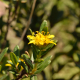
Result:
[8, 69, 17, 74]
[34, 56, 52, 74]
[22, 54, 33, 69]
[7, 60, 15, 67]
[30, 75, 37, 80]
[10, 52, 18, 65]
[0, 65, 1, 71]
[0, 74, 8, 80]
[41, 44, 54, 56]
[0, 47, 8, 62]
[35, 60, 51, 74]
[19, 61, 28, 73]
[39, 20, 47, 32]
[32, 45, 40, 59]
[13, 45, 20, 59]
[42, 26, 48, 34]
[37, 56, 52, 69]
[21, 54, 30, 59]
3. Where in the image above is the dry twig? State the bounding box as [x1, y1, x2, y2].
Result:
[18, 0, 37, 45]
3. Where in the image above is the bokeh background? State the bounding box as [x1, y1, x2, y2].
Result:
[0, 0, 80, 80]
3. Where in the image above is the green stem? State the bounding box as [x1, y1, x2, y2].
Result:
[30, 51, 41, 75]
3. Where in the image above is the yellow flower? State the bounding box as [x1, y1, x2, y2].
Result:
[27, 31, 56, 46]
[5, 58, 25, 70]
[5, 60, 12, 66]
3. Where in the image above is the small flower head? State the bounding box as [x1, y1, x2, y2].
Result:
[5, 58, 25, 70]
[27, 31, 56, 46]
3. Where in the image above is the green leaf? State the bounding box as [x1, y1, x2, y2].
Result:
[0, 65, 1, 71]
[7, 60, 15, 67]
[37, 56, 52, 69]
[0, 74, 8, 80]
[19, 61, 28, 73]
[21, 54, 30, 59]
[31, 44, 40, 59]
[8, 69, 17, 74]
[41, 43, 54, 56]
[13, 45, 20, 59]
[34, 59, 44, 63]
[42, 26, 48, 34]
[39, 20, 47, 32]
[10, 52, 18, 65]
[0, 47, 8, 62]
[34, 56, 52, 74]
[29, 28, 33, 35]
[30, 75, 38, 80]
[22, 54, 33, 69]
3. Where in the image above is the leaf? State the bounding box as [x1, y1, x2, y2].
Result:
[75, 53, 80, 68]
[7, 60, 15, 67]
[34, 56, 52, 74]
[30, 75, 38, 80]
[21, 54, 30, 59]
[0, 65, 1, 71]
[29, 28, 33, 35]
[8, 69, 17, 74]
[37, 56, 52, 69]
[22, 54, 33, 69]
[35, 60, 51, 74]
[19, 61, 28, 73]
[41, 43, 54, 56]
[31, 44, 40, 59]
[13, 45, 20, 59]
[0, 74, 8, 80]
[0, 47, 8, 62]
[42, 26, 48, 34]
[10, 52, 18, 65]
[34, 59, 44, 63]
[39, 20, 47, 32]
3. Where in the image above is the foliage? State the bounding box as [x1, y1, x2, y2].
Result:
[0, 0, 80, 80]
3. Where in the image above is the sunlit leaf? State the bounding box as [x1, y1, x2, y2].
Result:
[39, 20, 47, 32]
[34, 56, 52, 74]
[13, 45, 20, 59]
[22, 54, 33, 69]
[10, 52, 18, 65]
[0, 47, 8, 62]
[19, 61, 28, 73]
[0, 74, 8, 80]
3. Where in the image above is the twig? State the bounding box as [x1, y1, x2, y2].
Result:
[2, 1, 19, 49]
[25, 51, 30, 57]
[15, 69, 28, 80]
[18, 0, 37, 45]
[9, 1, 19, 24]
[2, 4, 11, 49]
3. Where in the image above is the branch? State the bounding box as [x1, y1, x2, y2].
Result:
[15, 69, 28, 80]
[2, 4, 11, 49]
[9, 1, 19, 24]
[2, 1, 19, 49]
[18, 0, 37, 45]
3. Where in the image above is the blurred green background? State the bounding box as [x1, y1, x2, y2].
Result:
[0, 0, 80, 80]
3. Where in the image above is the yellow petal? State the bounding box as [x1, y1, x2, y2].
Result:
[5, 64, 12, 67]
[19, 58, 24, 62]
[46, 34, 54, 38]
[27, 31, 56, 46]
[27, 35, 35, 39]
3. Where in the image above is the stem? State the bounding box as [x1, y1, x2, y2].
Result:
[18, 0, 37, 45]
[29, 51, 41, 75]
[2, 0, 20, 49]
[29, 63, 38, 75]
[2, 2, 11, 49]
